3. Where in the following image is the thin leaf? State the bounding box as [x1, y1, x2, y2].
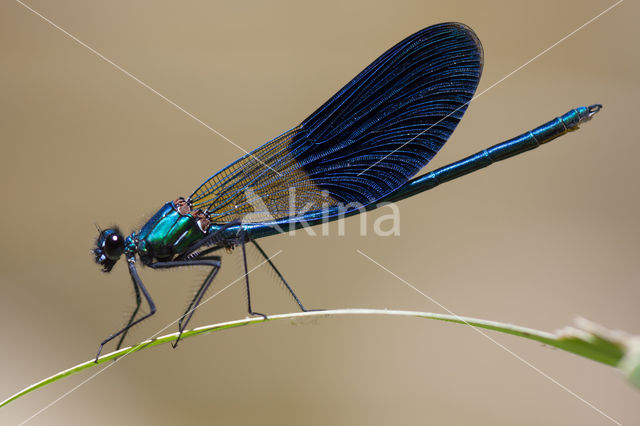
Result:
[2, 309, 636, 408]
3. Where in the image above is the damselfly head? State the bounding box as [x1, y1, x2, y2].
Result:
[94, 228, 125, 272]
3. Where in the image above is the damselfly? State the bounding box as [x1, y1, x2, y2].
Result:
[93, 23, 601, 360]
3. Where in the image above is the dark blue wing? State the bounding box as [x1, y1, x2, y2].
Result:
[190, 23, 483, 223]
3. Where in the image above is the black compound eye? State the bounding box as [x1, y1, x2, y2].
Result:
[102, 230, 124, 260]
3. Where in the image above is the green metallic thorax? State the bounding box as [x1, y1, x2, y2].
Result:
[136, 202, 205, 261]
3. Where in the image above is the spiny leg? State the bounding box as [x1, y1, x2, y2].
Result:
[171, 266, 219, 348]
[149, 256, 221, 347]
[239, 231, 267, 319]
[96, 256, 156, 362]
[251, 240, 308, 312]
[115, 274, 142, 351]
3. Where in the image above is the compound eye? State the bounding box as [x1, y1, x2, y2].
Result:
[102, 230, 124, 260]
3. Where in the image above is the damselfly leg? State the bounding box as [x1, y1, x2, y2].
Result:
[95, 256, 220, 362]
[149, 256, 221, 348]
[251, 240, 308, 312]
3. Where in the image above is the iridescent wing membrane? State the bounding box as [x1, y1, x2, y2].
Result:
[189, 23, 483, 224]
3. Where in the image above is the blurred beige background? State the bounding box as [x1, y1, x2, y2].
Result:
[1, 1, 639, 425]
